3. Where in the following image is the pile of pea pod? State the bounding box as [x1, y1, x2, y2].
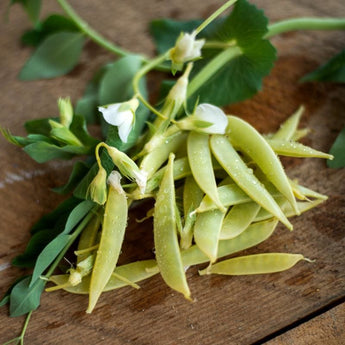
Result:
[48, 69, 332, 313]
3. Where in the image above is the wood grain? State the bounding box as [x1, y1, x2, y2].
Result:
[0, 1, 344, 344]
[266, 302, 345, 345]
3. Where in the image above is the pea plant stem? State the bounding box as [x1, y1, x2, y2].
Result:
[56, 0, 145, 61]
[194, 0, 238, 35]
[187, 45, 242, 99]
[133, 53, 169, 119]
[46, 209, 98, 278]
[266, 17, 345, 38]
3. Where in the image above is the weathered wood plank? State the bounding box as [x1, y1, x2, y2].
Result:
[265, 302, 345, 345]
[0, 0, 344, 344]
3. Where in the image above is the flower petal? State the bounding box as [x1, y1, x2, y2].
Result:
[99, 104, 126, 126]
[194, 103, 228, 134]
[117, 111, 133, 143]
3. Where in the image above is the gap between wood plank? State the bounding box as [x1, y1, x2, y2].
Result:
[252, 295, 345, 345]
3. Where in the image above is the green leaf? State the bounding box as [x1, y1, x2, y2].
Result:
[25, 117, 58, 136]
[0, 276, 27, 307]
[52, 161, 91, 194]
[99, 55, 144, 105]
[30, 234, 70, 286]
[29, 200, 94, 285]
[301, 50, 345, 83]
[19, 32, 85, 80]
[75, 64, 113, 124]
[61, 200, 95, 235]
[9, 276, 45, 317]
[12, 228, 61, 268]
[99, 55, 149, 150]
[21, 14, 79, 47]
[69, 114, 99, 147]
[11, 0, 41, 25]
[24, 141, 87, 163]
[30, 197, 80, 234]
[328, 127, 345, 168]
[193, 40, 276, 106]
[73, 162, 99, 200]
[150, 0, 276, 107]
[191, 0, 276, 106]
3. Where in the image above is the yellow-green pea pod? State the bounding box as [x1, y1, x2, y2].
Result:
[87, 178, 128, 313]
[226, 117, 298, 215]
[49, 260, 158, 294]
[182, 219, 278, 267]
[218, 176, 234, 187]
[146, 157, 191, 194]
[197, 182, 281, 213]
[194, 209, 225, 263]
[140, 131, 187, 179]
[220, 202, 261, 240]
[272, 105, 304, 140]
[291, 128, 310, 141]
[196, 183, 251, 213]
[181, 176, 204, 249]
[153, 153, 191, 300]
[267, 139, 333, 160]
[289, 180, 327, 201]
[77, 215, 101, 263]
[254, 198, 324, 222]
[210, 135, 292, 230]
[187, 131, 225, 212]
[199, 253, 307, 276]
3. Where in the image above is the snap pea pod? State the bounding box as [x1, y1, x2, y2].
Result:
[194, 209, 225, 263]
[49, 260, 158, 294]
[210, 135, 292, 230]
[140, 131, 187, 179]
[87, 174, 128, 313]
[196, 183, 251, 213]
[50, 219, 279, 295]
[153, 153, 191, 300]
[291, 128, 310, 141]
[272, 105, 304, 140]
[187, 131, 225, 212]
[76, 215, 101, 263]
[182, 219, 278, 267]
[255, 198, 324, 222]
[289, 180, 327, 200]
[220, 202, 261, 240]
[267, 139, 334, 159]
[226, 116, 298, 214]
[145, 157, 191, 194]
[199, 253, 307, 275]
[181, 176, 204, 249]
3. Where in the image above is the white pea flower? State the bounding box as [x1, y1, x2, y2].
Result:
[193, 104, 228, 134]
[99, 98, 139, 143]
[107, 171, 125, 195]
[132, 169, 148, 195]
[177, 103, 228, 134]
[170, 31, 205, 70]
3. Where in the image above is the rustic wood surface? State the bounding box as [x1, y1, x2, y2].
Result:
[0, 0, 344, 344]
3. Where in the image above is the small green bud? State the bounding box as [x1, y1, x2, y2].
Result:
[162, 63, 192, 119]
[49, 119, 83, 147]
[58, 97, 74, 128]
[106, 145, 147, 194]
[87, 166, 108, 205]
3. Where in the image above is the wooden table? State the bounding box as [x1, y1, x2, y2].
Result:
[0, 0, 344, 344]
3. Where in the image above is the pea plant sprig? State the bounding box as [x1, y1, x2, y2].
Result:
[1, 0, 345, 343]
